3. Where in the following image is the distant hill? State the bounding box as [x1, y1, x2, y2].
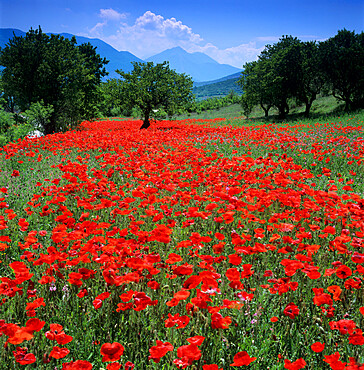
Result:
[0, 28, 143, 79]
[193, 72, 243, 99]
[146, 46, 241, 82]
[194, 72, 242, 87]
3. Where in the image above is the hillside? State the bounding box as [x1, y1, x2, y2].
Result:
[193, 72, 243, 99]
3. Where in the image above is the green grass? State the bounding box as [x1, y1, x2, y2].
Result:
[176, 95, 347, 122]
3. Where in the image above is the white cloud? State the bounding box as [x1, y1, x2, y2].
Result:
[102, 11, 203, 58]
[86, 10, 264, 67]
[188, 42, 264, 69]
[100, 8, 127, 21]
[88, 8, 127, 36]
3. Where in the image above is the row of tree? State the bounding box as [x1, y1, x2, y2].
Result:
[238, 29, 364, 119]
[1, 27, 364, 137]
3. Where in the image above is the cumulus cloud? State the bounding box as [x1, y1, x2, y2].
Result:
[98, 11, 203, 58]
[86, 10, 264, 67]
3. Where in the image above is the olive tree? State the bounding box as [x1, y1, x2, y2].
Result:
[117, 61, 194, 129]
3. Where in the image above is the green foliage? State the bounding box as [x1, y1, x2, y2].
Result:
[238, 60, 275, 118]
[187, 91, 241, 114]
[0, 26, 108, 134]
[116, 61, 194, 128]
[98, 78, 126, 117]
[193, 77, 243, 99]
[238, 29, 364, 120]
[319, 29, 364, 111]
[23, 100, 54, 133]
[0, 108, 14, 133]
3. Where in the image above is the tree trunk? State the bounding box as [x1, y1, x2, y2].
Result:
[304, 94, 316, 118]
[277, 104, 286, 120]
[260, 103, 271, 118]
[140, 111, 150, 129]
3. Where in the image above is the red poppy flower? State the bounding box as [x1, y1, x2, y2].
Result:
[100, 342, 124, 362]
[149, 340, 173, 363]
[323, 352, 346, 369]
[61, 360, 93, 369]
[349, 329, 364, 345]
[311, 342, 325, 352]
[211, 312, 232, 329]
[203, 365, 223, 370]
[107, 363, 121, 370]
[49, 346, 70, 359]
[283, 303, 300, 319]
[187, 336, 205, 346]
[165, 313, 190, 329]
[284, 358, 306, 369]
[12, 347, 36, 365]
[124, 361, 135, 370]
[230, 351, 257, 366]
[336, 265, 352, 279]
[176, 343, 202, 365]
[25, 318, 45, 332]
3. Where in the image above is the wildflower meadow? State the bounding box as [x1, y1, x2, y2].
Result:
[0, 115, 363, 369]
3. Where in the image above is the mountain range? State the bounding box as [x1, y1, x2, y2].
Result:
[0, 28, 241, 83]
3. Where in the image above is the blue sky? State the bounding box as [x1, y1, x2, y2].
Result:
[1, 0, 363, 68]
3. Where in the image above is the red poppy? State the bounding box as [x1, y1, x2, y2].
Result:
[187, 336, 205, 346]
[230, 351, 257, 366]
[323, 352, 347, 369]
[61, 360, 93, 369]
[12, 347, 36, 365]
[349, 329, 364, 345]
[336, 265, 352, 279]
[100, 342, 124, 362]
[211, 312, 232, 329]
[203, 365, 223, 370]
[149, 340, 173, 363]
[176, 343, 202, 365]
[284, 358, 306, 369]
[327, 285, 342, 301]
[283, 303, 300, 319]
[124, 361, 135, 370]
[311, 342, 325, 352]
[107, 363, 121, 370]
[49, 346, 70, 359]
[45, 324, 73, 344]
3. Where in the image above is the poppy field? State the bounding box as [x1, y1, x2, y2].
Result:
[0, 115, 364, 369]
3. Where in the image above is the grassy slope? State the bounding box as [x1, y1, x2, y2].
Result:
[177, 95, 347, 121]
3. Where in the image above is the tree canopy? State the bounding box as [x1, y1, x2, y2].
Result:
[117, 61, 194, 129]
[0, 26, 108, 134]
[238, 29, 364, 119]
[319, 29, 364, 111]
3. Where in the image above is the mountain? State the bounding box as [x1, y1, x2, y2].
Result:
[193, 72, 243, 100]
[1, 29, 241, 83]
[146, 46, 241, 82]
[0, 28, 143, 79]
